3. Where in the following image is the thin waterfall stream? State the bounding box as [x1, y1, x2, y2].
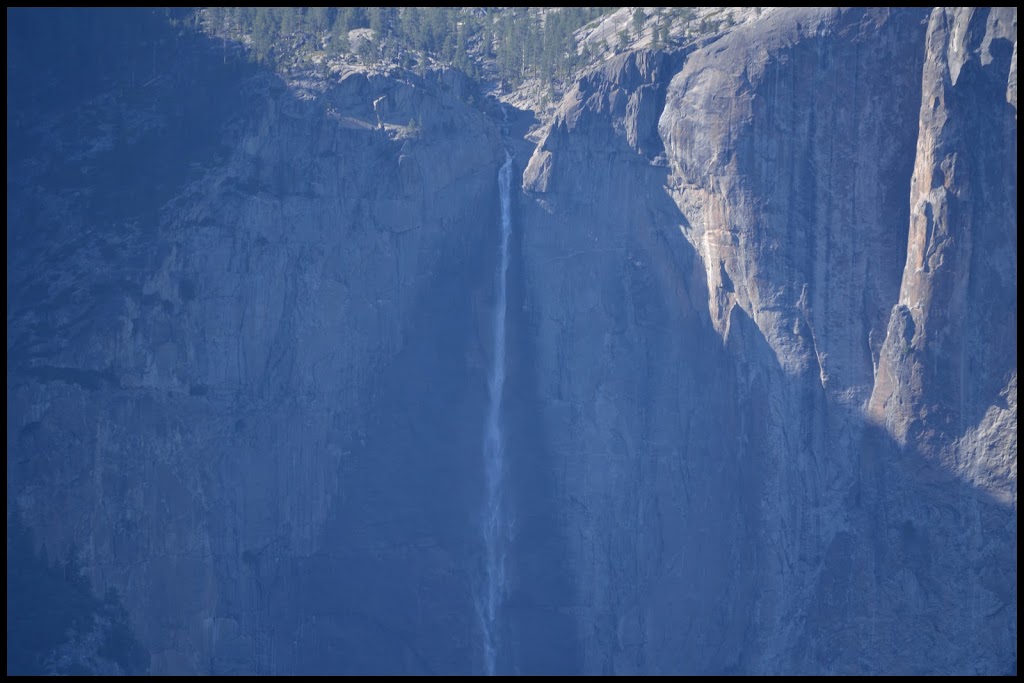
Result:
[478, 143, 514, 676]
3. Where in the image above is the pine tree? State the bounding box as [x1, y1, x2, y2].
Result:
[333, 7, 351, 52]
[481, 20, 493, 59]
[369, 7, 385, 42]
[455, 20, 468, 72]
[278, 7, 297, 38]
[308, 6, 328, 35]
[399, 6, 416, 51]
[632, 7, 645, 41]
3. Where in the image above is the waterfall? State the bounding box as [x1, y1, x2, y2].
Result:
[479, 147, 514, 676]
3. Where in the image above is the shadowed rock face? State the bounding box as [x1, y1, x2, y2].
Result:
[8, 14, 506, 675]
[521, 6, 1015, 675]
[7, 7, 1016, 676]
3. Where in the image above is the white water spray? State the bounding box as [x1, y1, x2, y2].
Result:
[479, 146, 513, 676]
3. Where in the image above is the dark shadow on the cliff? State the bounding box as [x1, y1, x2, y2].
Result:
[10, 9, 498, 676]
[6, 511, 149, 675]
[501, 147, 582, 676]
[500, 105, 540, 162]
[302, 207, 497, 675]
[7, 9, 258, 237]
[717, 289, 1015, 675]
[944, 23, 1017, 442]
[516, 52, 768, 670]
[829, 398, 1014, 675]
[7, 8, 259, 367]
[513, 38, 1015, 668]
[7, 10, 261, 675]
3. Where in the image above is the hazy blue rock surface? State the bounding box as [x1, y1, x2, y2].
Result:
[7, 7, 1016, 675]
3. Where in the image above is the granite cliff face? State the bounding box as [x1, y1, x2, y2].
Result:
[7, 7, 1016, 676]
[870, 7, 1017, 470]
[9, 18, 506, 674]
[522, 6, 1016, 675]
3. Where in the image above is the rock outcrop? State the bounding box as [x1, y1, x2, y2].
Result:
[870, 7, 1017, 464]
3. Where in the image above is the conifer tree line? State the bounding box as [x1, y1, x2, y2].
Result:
[202, 7, 615, 89]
